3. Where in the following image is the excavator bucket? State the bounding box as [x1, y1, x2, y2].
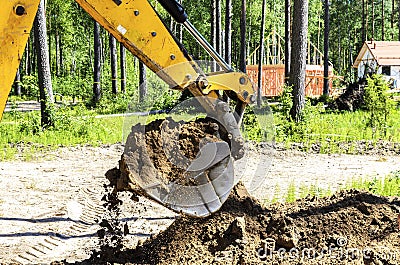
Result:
[0, 0, 254, 218]
[186, 141, 231, 172]
[118, 94, 245, 217]
[74, 0, 253, 217]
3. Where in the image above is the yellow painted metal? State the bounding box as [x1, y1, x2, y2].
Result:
[205, 73, 255, 104]
[75, 0, 221, 110]
[0, 0, 251, 121]
[75, 0, 200, 89]
[0, 0, 40, 120]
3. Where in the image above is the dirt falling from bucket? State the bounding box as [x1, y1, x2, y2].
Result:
[56, 118, 400, 265]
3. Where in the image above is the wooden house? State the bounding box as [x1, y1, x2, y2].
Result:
[246, 31, 334, 97]
[353, 41, 400, 88]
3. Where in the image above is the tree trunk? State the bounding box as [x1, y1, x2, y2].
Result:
[372, 0, 375, 40]
[179, 0, 184, 43]
[382, 0, 385, 40]
[14, 68, 21, 96]
[284, 0, 291, 82]
[223, 0, 232, 103]
[239, 0, 247, 73]
[59, 33, 64, 76]
[338, 25, 342, 72]
[34, 0, 54, 128]
[366, 0, 369, 40]
[25, 43, 31, 76]
[55, 31, 60, 76]
[139, 61, 147, 102]
[289, 0, 308, 122]
[120, 43, 126, 93]
[362, 0, 366, 43]
[225, 0, 232, 65]
[211, 0, 216, 71]
[323, 0, 330, 96]
[93, 21, 102, 103]
[32, 32, 37, 75]
[216, 0, 222, 57]
[398, 0, 400, 40]
[391, 0, 394, 39]
[109, 34, 118, 94]
[257, 0, 266, 107]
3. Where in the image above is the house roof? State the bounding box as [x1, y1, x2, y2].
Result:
[353, 41, 400, 68]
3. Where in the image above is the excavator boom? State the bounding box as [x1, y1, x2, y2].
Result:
[0, 0, 256, 217]
[0, 0, 40, 120]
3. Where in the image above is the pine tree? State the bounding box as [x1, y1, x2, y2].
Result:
[284, 0, 291, 82]
[139, 61, 147, 102]
[34, 0, 54, 127]
[289, 0, 309, 122]
[120, 43, 126, 93]
[109, 34, 118, 94]
[225, 0, 232, 65]
[239, 0, 247, 73]
[93, 21, 101, 103]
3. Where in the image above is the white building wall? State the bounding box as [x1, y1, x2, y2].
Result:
[357, 50, 378, 79]
[390, 66, 400, 88]
[356, 49, 400, 88]
[391, 66, 400, 79]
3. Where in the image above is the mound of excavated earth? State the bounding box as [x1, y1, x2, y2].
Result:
[67, 182, 400, 265]
[58, 118, 400, 265]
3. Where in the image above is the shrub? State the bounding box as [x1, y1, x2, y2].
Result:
[363, 74, 395, 136]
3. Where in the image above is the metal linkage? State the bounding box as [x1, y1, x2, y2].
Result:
[183, 21, 232, 73]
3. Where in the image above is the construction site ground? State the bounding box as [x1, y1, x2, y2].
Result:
[0, 143, 399, 263]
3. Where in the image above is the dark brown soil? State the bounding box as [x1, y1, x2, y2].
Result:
[62, 118, 400, 265]
[328, 80, 366, 111]
[121, 117, 222, 188]
[68, 182, 400, 265]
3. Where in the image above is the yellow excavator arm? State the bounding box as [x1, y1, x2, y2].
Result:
[0, 0, 40, 119]
[0, 0, 256, 217]
[0, 0, 254, 119]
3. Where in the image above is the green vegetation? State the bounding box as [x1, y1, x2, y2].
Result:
[0, 105, 124, 160]
[3, 99, 400, 160]
[279, 171, 400, 203]
[4, 0, 398, 159]
[241, 103, 274, 142]
[363, 74, 396, 136]
[285, 182, 297, 202]
[275, 108, 400, 146]
[268, 77, 400, 153]
[346, 172, 400, 197]
[282, 182, 328, 203]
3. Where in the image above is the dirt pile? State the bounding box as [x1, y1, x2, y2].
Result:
[328, 80, 366, 111]
[70, 182, 400, 265]
[143, 189, 400, 265]
[62, 118, 400, 264]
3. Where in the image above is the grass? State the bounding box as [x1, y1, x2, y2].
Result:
[273, 108, 400, 153]
[0, 102, 206, 161]
[281, 182, 331, 203]
[286, 182, 297, 202]
[348, 171, 400, 197]
[0, 106, 125, 161]
[278, 171, 400, 204]
[2, 102, 400, 160]
[2, 114, 124, 145]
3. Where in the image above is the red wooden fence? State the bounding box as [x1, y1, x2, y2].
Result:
[246, 64, 334, 97]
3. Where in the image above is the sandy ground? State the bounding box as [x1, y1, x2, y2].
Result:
[0, 144, 399, 263]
